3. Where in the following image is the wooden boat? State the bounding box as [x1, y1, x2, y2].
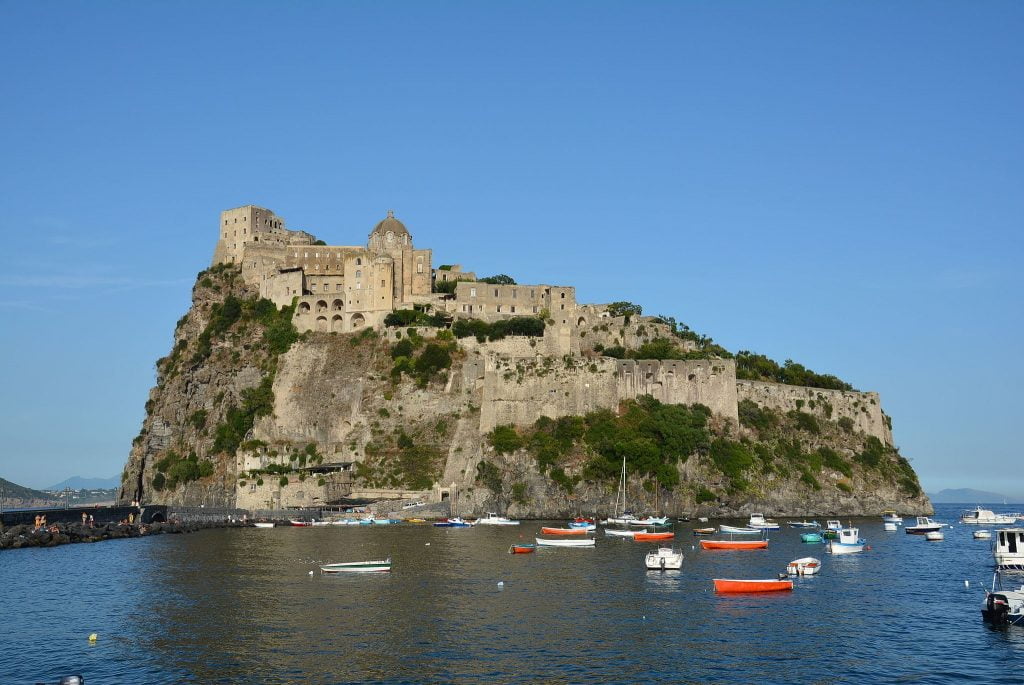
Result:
[253, 522, 275, 528]
[786, 557, 821, 576]
[693, 527, 716, 536]
[720, 525, 760, 534]
[645, 547, 683, 570]
[634, 532, 674, 542]
[540, 526, 589, 535]
[604, 528, 637, 537]
[700, 539, 768, 550]
[405, 518, 427, 524]
[320, 558, 391, 573]
[714, 578, 793, 593]
[535, 537, 595, 547]
[508, 543, 536, 554]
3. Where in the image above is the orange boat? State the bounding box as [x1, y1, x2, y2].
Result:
[540, 527, 588, 536]
[508, 544, 536, 554]
[699, 539, 768, 550]
[634, 532, 675, 542]
[713, 578, 793, 593]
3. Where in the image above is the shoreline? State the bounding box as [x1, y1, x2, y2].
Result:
[0, 519, 248, 552]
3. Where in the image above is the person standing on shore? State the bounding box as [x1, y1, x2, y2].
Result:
[81, 512, 87, 526]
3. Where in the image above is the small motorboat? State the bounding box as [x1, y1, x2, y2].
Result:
[925, 531, 944, 541]
[540, 526, 589, 536]
[289, 520, 313, 527]
[567, 521, 597, 531]
[800, 532, 823, 544]
[974, 530, 992, 540]
[433, 517, 473, 528]
[786, 557, 821, 576]
[477, 513, 521, 526]
[905, 517, 946, 535]
[508, 543, 536, 554]
[697, 517, 709, 523]
[827, 527, 866, 555]
[884, 522, 898, 532]
[634, 532, 674, 542]
[994, 529, 1024, 570]
[693, 527, 716, 536]
[788, 520, 820, 529]
[645, 547, 683, 570]
[714, 578, 793, 593]
[982, 573, 1024, 627]
[700, 539, 768, 550]
[254, 522, 275, 528]
[629, 517, 671, 527]
[747, 513, 780, 530]
[882, 510, 903, 525]
[720, 525, 760, 534]
[604, 528, 637, 538]
[535, 537, 595, 547]
[321, 558, 391, 573]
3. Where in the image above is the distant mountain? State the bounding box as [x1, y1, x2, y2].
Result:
[0, 477, 61, 508]
[46, 475, 120, 491]
[928, 488, 1022, 504]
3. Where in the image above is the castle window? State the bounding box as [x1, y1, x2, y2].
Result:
[417, 264, 423, 273]
[381, 280, 385, 287]
[530, 290, 535, 298]
[560, 292, 565, 299]
[560, 304, 565, 310]
[224, 219, 228, 225]
[512, 289, 517, 298]
[355, 270, 362, 278]
[356, 258, 362, 265]
[337, 284, 342, 291]
[305, 252, 309, 258]
[494, 289, 498, 297]
[497, 305, 502, 313]
[532, 306, 538, 313]
[511, 306, 516, 313]
[356, 283, 362, 290]
[470, 288, 476, 297]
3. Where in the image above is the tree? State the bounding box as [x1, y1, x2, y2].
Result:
[479, 274, 516, 285]
[606, 301, 642, 319]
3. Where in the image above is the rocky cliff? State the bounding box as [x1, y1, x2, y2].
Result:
[120, 265, 931, 517]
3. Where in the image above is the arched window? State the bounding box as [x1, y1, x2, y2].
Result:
[355, 270, 362, 278]
[356, 257, 362, 266]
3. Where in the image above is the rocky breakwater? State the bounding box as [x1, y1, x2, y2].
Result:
[0, 520, 250, 551]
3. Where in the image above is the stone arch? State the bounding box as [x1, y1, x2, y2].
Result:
[331, 314, 343, 332]
[351, 313, 366, 329]
[577, 317, 587, 327]
[356, 257, 362, 266]
[332, 299, 343, 311]
[316, 300, 328, 313]
[316, 316, 328, 332]
[298, 302, 311, 315]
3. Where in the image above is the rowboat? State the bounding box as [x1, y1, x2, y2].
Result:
[253, 522, 275, 528]
[289, 520, 313, 527]
[693, 527, 716, 536]
[788, 520, 820, 529]
[535, 537, 595, 547]
[720, 525, 760, 534]
[604, 528, 637, 537]
[568, 522, 597, 531]
[700, 539, 768, 550]
[800, 532, 823, 543]
[645, 547, 683, 570]
[634, 532, 674, 542]
[508, 543, 536, 554]
[320, 558, 391, 573]
[884, 522, 898, 532]
[714, 578, 793, 593]
[786, 557, 821, 576]
[540, 527, 589, 536]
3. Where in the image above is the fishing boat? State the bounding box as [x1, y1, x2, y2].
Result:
[925, 531, 944, 541]
[905, 516, 946, 535]
[993, 528, 1024, 570]
[788, 520, 820, 529]
[645, 547, 683, 570]
[634, 532, 674, 542]
[827, 527, 866, 554]
[982, 572, 1024, 627]
[960, 507, 1018, 525]
[801, 532, 823, 543]
[540, 526, 589, 535]
[882, 510, 903, 525]
[693, 527, 716, 536]
[535, 537, 595, 547]
[604, 528, 637, 538]
[720, 525, 760, 534]
[508, 543, 536, 554]
[289, 520, 313, 527]
[974, 530, 992, 540]
[320, 558, 391, 573]
[700, 539, 768, 550]
[476, 513, 520, 526]
[822, 520, 842, 539]
[253, 522, 275, 528]
[786, 557, 821, 576]
[713, 578, 793, 593]
[747, 513, 780, 530]
[433, 517, 473, 528]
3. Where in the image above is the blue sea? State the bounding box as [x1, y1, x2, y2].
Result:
[2, 503, 1022, 684]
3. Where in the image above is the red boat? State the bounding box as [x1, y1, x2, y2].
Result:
[713, 578, 793, 593]
[508, 544, 536, 554]
[289, 520, 313, 527]
[700, 539, 768, 550]
[634, 532, 675, 542]
[540, 527, 588, 535]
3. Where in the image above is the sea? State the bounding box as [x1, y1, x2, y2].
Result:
[2, 502, 1022, 684]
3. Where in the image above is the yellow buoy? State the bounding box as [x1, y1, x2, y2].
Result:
[88, 633, 98, 642]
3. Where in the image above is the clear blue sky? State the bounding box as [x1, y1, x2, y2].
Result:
[1, 2, 1021, 497]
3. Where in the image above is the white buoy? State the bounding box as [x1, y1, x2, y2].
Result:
[308, 570, 314, 576]
[497, 581, 504, 587]
[425, 542, 430, 546]
[965, 580, 969, 588]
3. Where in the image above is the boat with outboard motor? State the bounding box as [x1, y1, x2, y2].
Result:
[960, 507, 1019, 525]
[982, 572, 1024, 627]
[786, 557, 821, 576]
[747, 513, 780, 530]
[700, 539, 768, 550]
[993, 528, 1024, 570]
[882, 510, 903, 525]
[645, 547, 683, 570]
[827, 527, 866, 554]
[720, 525, 760, 535]
[905, 517, 947, 535]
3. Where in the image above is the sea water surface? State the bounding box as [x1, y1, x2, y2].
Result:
[2, 503, 1023, 684]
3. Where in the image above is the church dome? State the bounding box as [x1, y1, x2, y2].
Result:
[371, 210, 409, 238]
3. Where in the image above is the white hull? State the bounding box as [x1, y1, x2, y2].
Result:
[645, 548, 683, 570]
[720, 525, 760, 534]
[961, 507, 1018, 525]
[253, 522, 275, 528]
[974, 530, 992, 539]
[828, 542, 866, 555]
[604, 529, 637, 537]
[476, 519, 520, 526]
[787, 557, 821, 575]
[321, 559, 391, 573]
[884, 522, 898, 532]
[925, 531, 944, 541]
[536, 537, 595, 547]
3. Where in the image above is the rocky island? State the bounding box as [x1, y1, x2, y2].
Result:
[118, 205, 931, 517]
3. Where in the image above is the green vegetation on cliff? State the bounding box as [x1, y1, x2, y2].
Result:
[452, 316, 545, 342]
[734, 351, 854, 391]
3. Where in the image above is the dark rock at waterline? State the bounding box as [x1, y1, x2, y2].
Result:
[0, 519, 249, 551]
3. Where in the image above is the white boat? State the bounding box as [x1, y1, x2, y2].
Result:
[983, 573, 1024, 627]
[905, 516, 946, 535]
[601, 457, 636, 526]
[974, 530, 992, 540]
[925, 531, 944, 541]
[720, 525, 760, 534]
[536, 537, 595, 547]
[475, 513, 520, 526]
[827, 527, 866, 555]
[884, 522, 898, 532]
[698, 517, 709, 523]
[960, 507, 1018, 525]
[747, 513, 780, 530]
[994, 528, 1024, 570]
[401, 500, 426, 510]
[788, 520, 820, 529]
[825, 520, 843, 531]
[786, 557, 821, 576]
[645, 547, 683, 570]
[628, 516, 670, 527]
[882, 510, 903, 525]
[253, 522, 275, 529]
[320, 558, 391, 573]
[604, 528, 638, 537]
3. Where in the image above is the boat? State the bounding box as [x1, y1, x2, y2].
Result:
[476, 513, 521, 526]
[882, 510, 903, 525]
[405, 518, 427, 524]
[401, 500, 426, 509]
[629, 517, 671, 527]
[884, 522, 898, 532]
[700, 539, 768, 550]
[697, 517, 709, 523]
[602, 457, 636, 526]
[974, 530, 992, 540]
[320, 558, 391, 573]
[693, 527, 716, 536]
[372, 518, 395, 525]
[289, 520, 313, 527]
[788, 520, 820, 529]
[604, 528, 637, 537]
[747, 513, 780, 530]
[960, 507, 1018, 525]
[994, 528, 1024, 570]
[535, 537, 595, 547]
[433, 517, 473, 528]
[982, 573, 1024, 627]
[568, 521, 597, 531]
[786, 557, 821, 576]
[508, 543, 536, 554]
[800, 532, 823, 543]
[714, 578, 793, 593]
[253, 522, 275, 528]
[634, 532, 674, 542]
[905, 516, 946, 535]
[720, 525, 760, 535]
[925, 531, 944, 541]
[822, 520, 842, 539]
[827, 527, 866, 554]
[540, 526, 589, 536]
[645, 547, 683, 570]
